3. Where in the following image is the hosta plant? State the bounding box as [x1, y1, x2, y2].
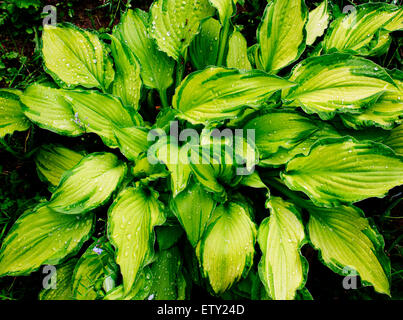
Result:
[0, 0, 402, 300]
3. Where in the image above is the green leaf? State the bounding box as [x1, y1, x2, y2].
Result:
[113, 9, 175, 92]
[240, 171, 268, 190]
[48, 153, 127, 214]
[63, 90, 142, 148]
[282, 53, 397, 120]
[151, 138, 191, 196]
[197, 201, 257, 294]
[226, 30, 251, 70]
[256, 0, 308, 73]
[259, 125, 340, 167]
[39, 259, 77, 300]
[42, 24, 114, 90]
[149, 247, 187, 300]
[0, 204, 93, 277]
[244, 110, 323, 160]
[35, 144, 85, 187]
[156, 225, 184, 250]
[306, 0, 329, 46]
[72, 240, 118, 300]
[189, 18, 221, 70]
[307, 204, 390, 295]
[21, 84, 83, 136]
[149, 0, 215, 61]
[323, 3, 403, 56]
[103, 268, 153, 300]
[173, 66, 295, 124]
[340, 72, 403, 129]
[109, 35, 142, 111]
[114, 126, 151, 162]
[0, 89, 30, 138]
[209, 0, 235, 24]
[107, 186, 166, 294]
[170, 180, 216, 247]
[383, 124, 403, 155]
[188, 144, 241, 200]
[258, 197, 307, 300]
[281, 137, 403, 207]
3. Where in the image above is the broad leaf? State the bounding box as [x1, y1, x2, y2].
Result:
[383, 124, 403, 155]
[308, 204, 390, 295]
[0, 89, 30, 138]
[42, 24, 114, 90]
[103, 268, 153, 300]
[35, 144, 85, 187]
[306, 0, 329, 46]
[226, 30, 251, 70]
[282, 54, 397, 120]
[281, 137, 403, 207]
[113, 9, 175, 92]
[149, 247, 187, 300]
[39, 259, 77, 300]
[110, 35, 142, 111]
[63, 90, 142, 148]
[340, 71, 403, 129]
[48, 153, 127, 214]
[209, 0, 235, 24]
[323, 3, 403, 56]
[153, 139, 192, 197]
[259, 125, 340, 167]
[21, 84, 83, 136]
[197, 201, 257, 294]
[244, 111, 323, 159]
[0, 204, 93, 277]
[257, 0, 308, 73]
[107, 186, 166, 294]
[258, 197, 307, 300]
[173, 66, 295, 124]
[114, 126, 150, 162]
[149, 0, 215, 61]
[170, 181, 216, 247]
[189, 18, 221, 70]
[72, 240, 118, 300]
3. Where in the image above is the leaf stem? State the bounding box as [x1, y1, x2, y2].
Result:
[265, 177, 312, 209]
[158, 88, 169, 108]
[217, 17, 231, 66]
[175, 50, 188, 87]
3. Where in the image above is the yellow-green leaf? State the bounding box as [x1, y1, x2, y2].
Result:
[323, 3, 403, 56]
[170, 181, 216, 247]
[281, 137, 403, 207]
[42, 24, 114, 90]
[48, 153, 127, 214]
[113, 9, 175, 92]
[107, 186, 166, 294]
[173, 66, 295, 124]
[0, 204, 93, 277]
[63, 90, 142, 148]
[110, 35, 142, 111]
[197, 201, 257, 294]
[226, 30, 252, 70]
[306, 0, 329, 46]
[35, 144, 85, 187]
[21, 84, 83, 136]
[149, 0, 215, 61]
[258, 197, 307, 300]
[383, 124, 403, 155]
[282, 54, 397, 120]
[0, 89, 30, 138]
[39, 259, 77, 300]
[308, 204, 390, 295]
[257, 0, 308, 73]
